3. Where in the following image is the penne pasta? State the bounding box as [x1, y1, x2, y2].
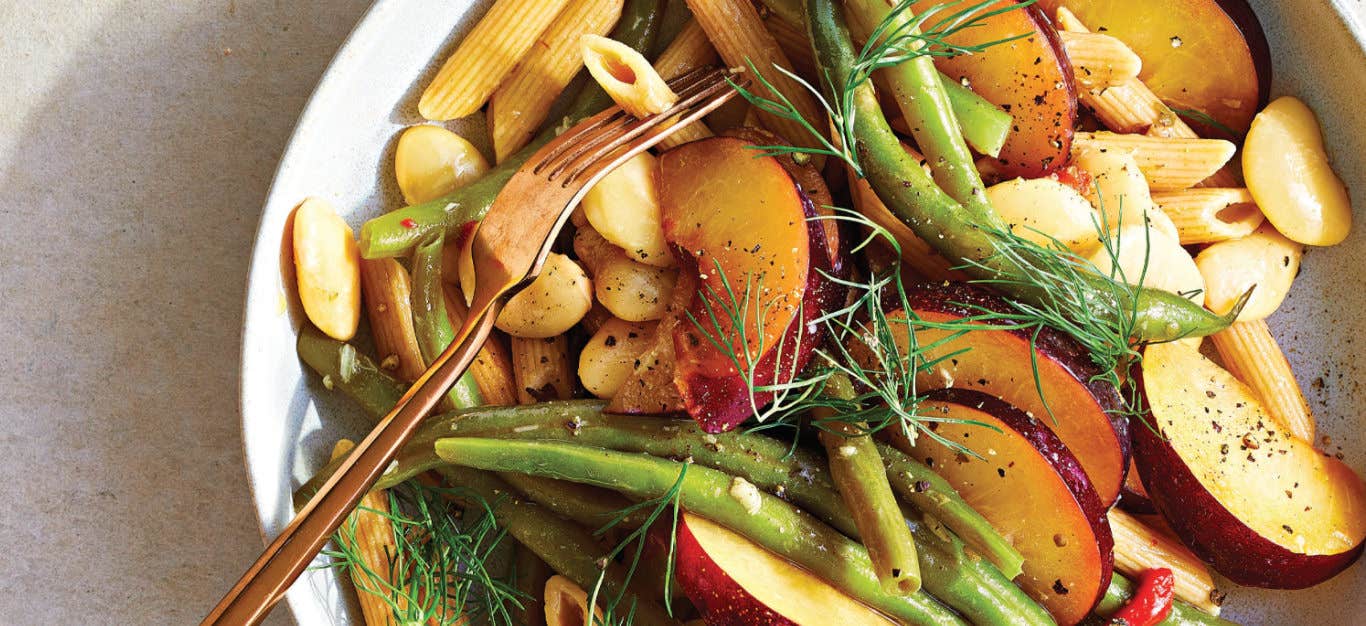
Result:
[489, 0, 624, 161]
[1210, 320, 1316, 442]
[761, 9, 817, 78]
[330, 440, 404, 626]
[1055, 7, 1239, 187]
[1072, 132, 1237, 191]
[582, 34, 676, 118]
[543, 575, 601, 626]
[1153, 188, 1265, 245]
[444, 282, 520, 405]
[652, 18, 720, 80]
[684, 0, 824, 154]
[359, 258, 427, 381]
[510, 335, 576, 403]
[1059, 31, 1142, 89]
[581, 35, 712, 149]
[1109, 508, 1223, 615]
[418, 0, 571, 121]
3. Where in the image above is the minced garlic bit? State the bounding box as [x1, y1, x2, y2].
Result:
[837, 445, 858, 458]
[729, 477, 763, 515]
[321, 374, 334, 390]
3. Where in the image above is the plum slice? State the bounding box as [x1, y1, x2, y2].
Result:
[893, 389, 1112, 625]
[1134, 342, 1366, 588]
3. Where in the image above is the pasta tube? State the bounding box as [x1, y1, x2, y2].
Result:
[581, 34, 712, 148]
[1109, 509, 1223, 615]
[418, 0, 571, 120]
[762, 8, 817, 78]
[359, 258, 426, 382]
[652, 18, 719, 80]
[684, 0, 824, 156]
[1072, 132, 1236, 191]
[1059, 31, 1142, 89]
[510, 335, 576, 403]
[330, 440, 404, 626]
[1153, 188, 1265, 245]
[543, 575, 602, 626]
[489, 0, 624, 161]
[1210, 320, 1315, 442]
[1055, 7, 1239, 187]
[444, 282, 520, 405]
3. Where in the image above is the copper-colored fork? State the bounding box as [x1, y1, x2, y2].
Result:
[204, 67, 744, 626]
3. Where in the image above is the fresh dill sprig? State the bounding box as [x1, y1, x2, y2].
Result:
[321, 480, 524, 626]
[730, 0, 1034, 177]
[585, 464, 689, 626]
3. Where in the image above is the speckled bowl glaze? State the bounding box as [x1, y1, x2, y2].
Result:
[240, 1, 1366, 623]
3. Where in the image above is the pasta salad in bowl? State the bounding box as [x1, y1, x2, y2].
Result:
[239, 0, 1366, 624]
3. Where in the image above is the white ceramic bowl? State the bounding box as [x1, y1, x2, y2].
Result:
[240, 1, 1366, 623]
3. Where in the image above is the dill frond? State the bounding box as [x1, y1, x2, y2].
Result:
[321, 480, 525, 626]
[586, 464, 689, 625]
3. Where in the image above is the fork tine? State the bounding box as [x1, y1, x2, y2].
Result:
[560, 72, 745, 184]
[534, 66, 722, 178]
[531, 108, 631, 175]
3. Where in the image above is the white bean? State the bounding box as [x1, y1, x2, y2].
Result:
[578, 318, 658, 398]
[1195, 224, 1304, 321]
[495, 253, 593, 338]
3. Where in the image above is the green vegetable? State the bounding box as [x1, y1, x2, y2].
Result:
[806, 0, 1242, 342]
[435, 466, 680, 626]
[817, 376, 922, 594]
[1097, 574, 1236, 626]
[411, 233, 483, 410]
[358, 0, 665, 259]
[436, 438, 968, 626]
[292, 395, 1022, 579]
[845, 0, 991, 215]
[938, 70, 1012, 158]
[296, 325, 405, 419]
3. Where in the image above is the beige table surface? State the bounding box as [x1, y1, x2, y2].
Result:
[0, 2, 369, 623]
[4, 1, 1366, 625]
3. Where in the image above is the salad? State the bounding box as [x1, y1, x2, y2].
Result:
[281, 0, 1364, 624]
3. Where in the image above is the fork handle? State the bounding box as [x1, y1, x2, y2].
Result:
[203, 300, 503, 626]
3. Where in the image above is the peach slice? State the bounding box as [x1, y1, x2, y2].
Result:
[1037, 0, 1271, 135]
[675, 513, 895, 626]
[895, 389, 1112, 625]
[1135, 342, 1366, 588]
[659, 136, 810, 378]
[914, 0, 1078, 177]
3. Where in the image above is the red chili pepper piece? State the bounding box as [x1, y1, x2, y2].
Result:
[1109, 568, 1175, 626]
[400, 218, 418, 229]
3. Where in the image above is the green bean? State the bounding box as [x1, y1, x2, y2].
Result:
[291, 388, 1021, 578]
[512, 544, 551, 626]
[498, 471, 639, 529]
[1096, 574, 1236, 626]
[295, 325, 405, 420]
[817, 376, 922, 594]
[879, 443, 1024, 580]
[938, 71, 1012, 158]
[807, 0, 1240, 341]
[435, 437, 967, 626]
[358, 0, 665, 259]
[845, 0, 991, 216]
[435, 466, 680, 626]
[411, 233, 483, 409]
